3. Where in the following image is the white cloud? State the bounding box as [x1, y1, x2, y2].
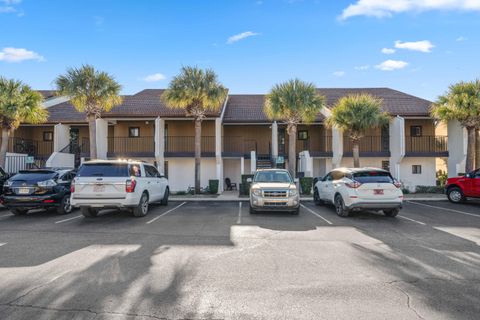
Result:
[340, 0, 480, 20]
[394, 40, 434, 53]
[381, 48, 396, 54]
[227, 31, 259, 44]
[0, 47, 44, 63]
[143, 73, 166, 82]
[1, 0, 22, 4]
[0, 0, 21, 14]
[456, 36, 467, 42]
[375, 59, 408, 71]
[333, 71, 345, 77]
[354, 65, 370, 70]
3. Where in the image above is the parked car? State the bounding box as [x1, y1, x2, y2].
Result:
[71, 160, 169, 217]
[248, 169, 300, 215]
[445, 168, 480, 203]
[1, 169, 75, 215]
[313, 167, 403, 217]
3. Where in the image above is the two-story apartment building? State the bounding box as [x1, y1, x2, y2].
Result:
[9, 87, 462, 192]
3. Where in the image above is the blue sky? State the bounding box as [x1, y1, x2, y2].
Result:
[1, 0, 479, 100]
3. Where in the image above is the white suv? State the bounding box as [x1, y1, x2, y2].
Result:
[71, 160, 169, 217]
[314, 167, 403, 217]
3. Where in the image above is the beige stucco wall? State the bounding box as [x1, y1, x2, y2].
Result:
[166, 158, 217, 192]
[223, 125, 271, 154]
[165, 120, 215, 136]
[111, 121, 155, 137]
[404, 119, 436, 136]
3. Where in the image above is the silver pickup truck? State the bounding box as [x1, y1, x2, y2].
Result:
[248, 169, 300, 215]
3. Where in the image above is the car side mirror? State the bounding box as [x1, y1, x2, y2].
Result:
[246, 178, 252, 183]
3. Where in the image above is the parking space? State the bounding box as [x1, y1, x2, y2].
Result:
[0, 200, 479, 319]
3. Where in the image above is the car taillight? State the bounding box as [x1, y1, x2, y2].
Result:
[70, 182, 75, 193]
[126, 179, 136, 193]
[345, 181, 362, 188]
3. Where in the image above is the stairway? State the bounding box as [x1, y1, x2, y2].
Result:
[256, 154, 273, 169]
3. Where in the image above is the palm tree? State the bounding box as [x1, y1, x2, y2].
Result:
[162, 66, 227, 194]
[327, 94, 390, 168]
[264, 79, 325, 178]
[55, 65, 123, 159]
[431, 80, 480, 173]
[0, 77, 48, 168]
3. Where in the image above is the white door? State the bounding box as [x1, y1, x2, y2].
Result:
[143, 165, 160, 201]
[319, 173, 333, 202]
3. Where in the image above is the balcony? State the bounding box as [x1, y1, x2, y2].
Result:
[165, 136, 215, 157]
[222, 136, 271, 157]
[294, 136, 333, 157]
[343, 135, 390, 157]
[405, 135, 448, 157]
[108, 136, 155, 157]
[7, 137, 53, 159]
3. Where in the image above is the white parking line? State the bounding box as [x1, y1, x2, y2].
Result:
[408, 201, 480, 218]
[237, 202, 242, 224]
[146, 202, 186, 224]
[0, 213, 13, 218]
[55, 215, 82, 224]
[0, 242, 6, 247]
[398, 215, 426, 225]
[300, 204, 333, 225]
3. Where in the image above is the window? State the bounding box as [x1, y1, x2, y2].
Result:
[382, 161, 390, 171]
[129, 127, 140, 137]
[43, 131, 53, 141]
[410, 126, 422, 137]
[412, 165, 422, 174]
[353, 171, 394, 184]
[77, 163, 129, 177]
[144, 165, 160, 178]
[297, 130, 308, 140]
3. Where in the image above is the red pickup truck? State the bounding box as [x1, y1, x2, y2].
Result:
[445, 169, 480, 203]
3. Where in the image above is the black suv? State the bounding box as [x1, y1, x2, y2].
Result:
[1, 169, 75, 215]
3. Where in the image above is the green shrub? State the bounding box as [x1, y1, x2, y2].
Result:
[209, 179, 219, 194]
[299, 177, 313, 195]
[175, 191, 187, 195]
[436, 170, 448, 186]
[401, 188, 410, 194]
[415, 185, 444, 194]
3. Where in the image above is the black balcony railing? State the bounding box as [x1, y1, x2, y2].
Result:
[108, 136, 155, 156]
[165, 136, 215, 154]
[7, 137, 53, 158]
[343, 135, 390, 154]
[406, 135, 448, 155]
[294, 136, 333, 155]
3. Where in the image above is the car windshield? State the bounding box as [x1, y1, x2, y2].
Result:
[353, 171, 394, 184]
[77, 163, 129, 177]
[10, 171, 57, 181]
[254, 171, 292, 183]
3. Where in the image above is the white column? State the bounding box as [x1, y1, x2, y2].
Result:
[271, 121, 278, 164]
[250, 151, 256, 173]
[53, 123, 70, 152]
[389, 116, 405, 180]
[154, 117, 165, 174]
[331, 128, 343, 168]
[447, 120, 467, 177]
[95, 118, 108, 159]
[240, 157, 245, 175]
[215, 118, 223, 193]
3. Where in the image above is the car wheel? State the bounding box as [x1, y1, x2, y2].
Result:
[133, 192, 149, 217]
[56, 195, 72, 215]
[292, 208, 299, 215]
[383, 208, 399, 217]
[334, 194, 349, 217]
[313, 188, 323, 206]
[11, 208, 28, 215]
[249, 205, 256, 214]
[447, 187, 465, 203]
[81, 207, 98, 218]
[160, 187, 169, 206]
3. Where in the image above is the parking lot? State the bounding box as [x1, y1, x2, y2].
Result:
[0, 200, 479, 320]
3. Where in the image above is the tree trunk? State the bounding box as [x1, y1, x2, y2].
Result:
[88, 115, 97, 159]
[288, 125, 297, 179]
[194, 119, 202, 194]
[352, 139, 360, 168]
[465, 127, 476, 173]
[0, 128, 10, 168]
[476, 129, 480, 169]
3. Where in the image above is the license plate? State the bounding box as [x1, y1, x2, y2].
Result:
[374, 189, 384, 195]
[18, 187, 30, 194]
[93, 184, 105, 192]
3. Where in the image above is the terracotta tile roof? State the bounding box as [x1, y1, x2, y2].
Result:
[223, 88, 433, 123]
[45, 89, 226, 123]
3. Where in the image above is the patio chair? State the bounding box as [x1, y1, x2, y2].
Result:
[225, 177, 237, 191]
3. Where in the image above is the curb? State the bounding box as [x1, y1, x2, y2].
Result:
[170, 197, 448, 202]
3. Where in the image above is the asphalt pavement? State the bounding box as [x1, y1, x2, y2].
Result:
[0, 199, 479, 319]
